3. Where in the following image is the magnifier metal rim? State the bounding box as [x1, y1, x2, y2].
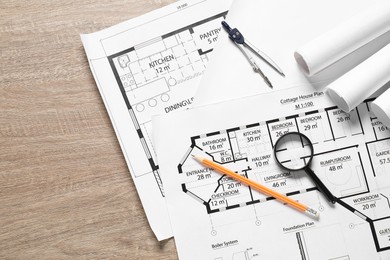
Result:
[273, 131, 314, 171]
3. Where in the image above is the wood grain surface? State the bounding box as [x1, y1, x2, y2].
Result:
[0, 1, 178, 259]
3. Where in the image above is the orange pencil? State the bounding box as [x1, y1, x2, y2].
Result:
[192, 155, 319, 219]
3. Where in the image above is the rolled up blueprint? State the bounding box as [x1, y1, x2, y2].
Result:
[372, 88, 390, 128]
[326, 43, 390, 112]
[294, 2, 390, 76]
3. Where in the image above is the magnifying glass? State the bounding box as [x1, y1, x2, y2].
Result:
[273, 132, 336, 204]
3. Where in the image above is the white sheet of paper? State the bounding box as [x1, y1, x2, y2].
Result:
[327, 43, 390, 112]
[154, 85, 390, 259]
[294, 2, 390, 76]
[80, 0, 232, 240]
[193, 0, 390, 107]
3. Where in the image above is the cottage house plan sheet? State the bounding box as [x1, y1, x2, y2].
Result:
[154, 86, 390, 259]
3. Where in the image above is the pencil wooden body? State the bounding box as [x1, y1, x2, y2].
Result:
[193, 156, 319, 219]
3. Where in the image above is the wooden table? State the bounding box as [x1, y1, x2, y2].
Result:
[0, 1, 178, 259]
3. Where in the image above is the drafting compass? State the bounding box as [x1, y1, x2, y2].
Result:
[222, 21, 285, 89]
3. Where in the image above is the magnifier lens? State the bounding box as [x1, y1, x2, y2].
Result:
[274, 133, 313, 171]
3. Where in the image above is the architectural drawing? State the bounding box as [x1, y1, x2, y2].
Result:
[178, 99, 390, 253]
[81, 0, 232, 240]
[108, 11, 227, 195]
[154, 87, 390, 259]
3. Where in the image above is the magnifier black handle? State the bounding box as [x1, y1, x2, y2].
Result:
[305, 168, 336, 204]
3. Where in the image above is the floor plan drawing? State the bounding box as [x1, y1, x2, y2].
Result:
[178, 99, 390, 253]
[154, 87, 390, 259]
[81, 0, 232, 240]
[108, 10, 227, 195]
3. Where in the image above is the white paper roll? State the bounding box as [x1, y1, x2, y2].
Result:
[372, 88, 390, 128]
[294, 2, 390, 76]
[326, 43, 390, 112]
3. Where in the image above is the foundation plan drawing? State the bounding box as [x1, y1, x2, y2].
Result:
[154, 86, 390, 259]
[81, 0, 231, 240]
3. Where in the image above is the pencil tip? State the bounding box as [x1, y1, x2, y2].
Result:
[192, 154, 200, 161]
